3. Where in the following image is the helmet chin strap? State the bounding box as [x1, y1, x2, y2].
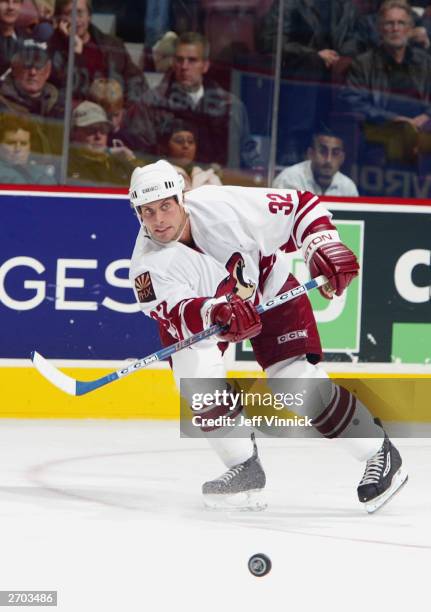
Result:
[145, 206, 190, 247]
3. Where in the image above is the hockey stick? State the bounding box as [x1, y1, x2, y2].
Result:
[31, 275, 328, 397]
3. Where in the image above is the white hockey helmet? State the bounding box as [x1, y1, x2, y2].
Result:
[129, 160, 185, 214]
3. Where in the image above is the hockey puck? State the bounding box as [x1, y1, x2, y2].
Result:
[248, 553, 272, 577]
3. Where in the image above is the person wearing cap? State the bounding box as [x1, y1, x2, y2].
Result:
[49, 0, 147, 104]
[88, 77, 155, 157]
[68, 100, 141, 187]
[0, 112, 56, 183]
[0, 37, 64, 156]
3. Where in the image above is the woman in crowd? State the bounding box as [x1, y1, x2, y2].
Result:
[161, 119, 222, 190]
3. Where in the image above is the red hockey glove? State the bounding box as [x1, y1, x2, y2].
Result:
[309, 242, 359, 299]
[210, 294, 262, 343]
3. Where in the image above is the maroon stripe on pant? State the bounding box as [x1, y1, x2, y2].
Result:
[312, 386, 357, 439]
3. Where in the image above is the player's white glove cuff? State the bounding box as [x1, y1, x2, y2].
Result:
[201, 296, 229, 330]
[302, 230, 340, 265]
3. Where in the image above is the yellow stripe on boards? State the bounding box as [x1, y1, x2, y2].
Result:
[1, 367, 178, 419]
[1, 367, 430, 421]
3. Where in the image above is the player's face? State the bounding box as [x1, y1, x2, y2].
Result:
[309, 135, 345, 186]
[168, 130, 197, 164]
[0, 0, 22, 26]
[138, 197, 188, 244]
[379, 7, 412, 50]
[0, 128, 30, 165]
[174, 43, 209, 92]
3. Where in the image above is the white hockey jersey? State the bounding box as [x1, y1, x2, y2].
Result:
[129, 185, 332, 344]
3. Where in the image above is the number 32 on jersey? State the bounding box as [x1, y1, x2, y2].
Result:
[266, 193, 294, 216]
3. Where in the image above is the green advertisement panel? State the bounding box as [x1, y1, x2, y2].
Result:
[293, 221, 363, 353]
[236, 206, 431, 364]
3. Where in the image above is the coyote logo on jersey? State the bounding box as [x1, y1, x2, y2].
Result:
[135, 271, 156, 303]
[217, 252, 256, 301]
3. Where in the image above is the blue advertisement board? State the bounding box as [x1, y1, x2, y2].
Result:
[2, 190, 430, 364]
[0, 190, 161, 360]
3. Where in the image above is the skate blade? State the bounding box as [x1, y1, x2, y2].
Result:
[362, 467, 408, 514]
[203, 489, 267, 511]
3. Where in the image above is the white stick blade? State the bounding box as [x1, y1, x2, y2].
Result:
[32, 351, 77, 396]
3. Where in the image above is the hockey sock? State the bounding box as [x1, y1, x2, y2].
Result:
[193, 386, 256, 468]
[181, 375, 255, 468]
[266, 357, 384, 461]
[312, 384, 384, 461]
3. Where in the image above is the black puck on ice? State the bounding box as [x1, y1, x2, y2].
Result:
[248, 553, 272, 577]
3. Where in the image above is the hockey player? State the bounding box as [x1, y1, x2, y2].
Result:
[128, 160, 408, 513]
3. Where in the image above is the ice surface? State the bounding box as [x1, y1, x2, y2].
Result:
[0, 420, 429, 611]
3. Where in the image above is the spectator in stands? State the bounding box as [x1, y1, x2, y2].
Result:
[0, 38, 64, 155]
[68, 100, 139, 186]
[357, 0, 430, 51]
[257, 0, 364, 164]
[0, 113, 56, 182]
[273, 128, 359, 196]
[49, 0, 147, 104]
[341, 0, 431, 166]
[31, 1, 55, 40]
[0, 0, 25, 76]
[139, 32, 261, 170]
[16, 0, 55, 39]
[160, 119, 222, 190]
[151, 31, 178, 76]
[88, 77, 152, 155]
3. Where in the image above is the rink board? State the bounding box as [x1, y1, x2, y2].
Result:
[1, 366, 430, 421]
[1, 188, 430, 419]
[1, 189, 430, 364]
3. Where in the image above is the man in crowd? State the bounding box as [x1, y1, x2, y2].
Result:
[136, 32, 261, 170]
[0, 38, 64, 156]
[341, 0, 431, 167]
[68, 100, 140, 186]
[273, 129, 359, 196]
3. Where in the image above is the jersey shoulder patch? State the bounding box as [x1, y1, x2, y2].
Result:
[135, 271, 156, 303]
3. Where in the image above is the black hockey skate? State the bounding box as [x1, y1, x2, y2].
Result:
[357, 435, 408, 513]
[202, 436, 266, 510]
